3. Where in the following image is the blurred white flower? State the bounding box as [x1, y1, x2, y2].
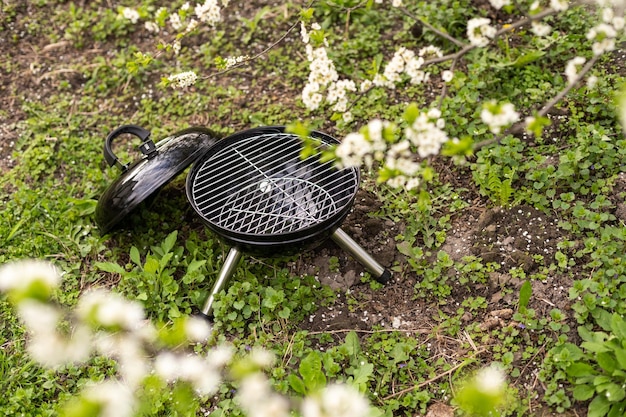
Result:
[17, 300, 92, 367]
[587, 75, 598, 88]
[144, 21, 160, 33]
[77, 289, 145, 331]
[155, 351, 222, 396]
[301, 383, 370, 417]
[481, 101, 519, 134]
[121, 7, 140, 24]
[418, 45, 443, 58]
[488, 0, 511, 9]
[83, 380, 135, 417]
[0, 259, 60, 296]
[302, 82, 323, 110]
[467, 18, 496, 47]
[238, 373, 290, 417]
[195, 0, 221, 26]
[185, 316, 212, 342]
[169, 13, 183, 31]
[405, 110, 449, 158]
[249, 347, 275, 368]
[206, 344, 234, 367]
[442, 70, 454, 82]
[167, 71, 198, 88]
[550, 0, 569, 11]
[587, 23, 617, 55]
[531, 21, 552, 37]
[475, 364, 506, 395]
[336, 132, 372, 167]
[565, 56, 586, 85]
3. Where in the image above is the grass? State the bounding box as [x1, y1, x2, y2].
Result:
[1, 0, 626, 416]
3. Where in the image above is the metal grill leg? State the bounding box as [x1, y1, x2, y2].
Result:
[200, 247, 243, 318]
[331, 228, 392, 284]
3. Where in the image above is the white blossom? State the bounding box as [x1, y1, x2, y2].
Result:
[531, 21, 552, 37]
[302, 82, 323, 110]
[405, 110, 449, 158]
[335, 132, 372, 167]
[0, 259, 60, 294]
[418, 45, 443, 58]
[185, 316, 212, 342]
[550, 0, 569, 11]
[18, 300, 92, 368]
[238, 373, 290, 417]
[144, 21, 160, 33]
[565, 56, 586, 85]
[301, 383, 370, 417]
[121, 7, 140, 24]
[77, 289, 146, 331]
[488, 0, 511, 8]
[442, 70, 454, 82]
[467, 18, 496, 47]
[587, 75, 598, 88]
[481, 101, 520, 134]
[195, 0, 221, 26]
[475, 364, 506, 395]
[169, 13, 183, 31]
[167, 71, 198, 88]
[83, 380, 135, 417]
[587, 23, 617, 55]
[155, 351, 222, 396]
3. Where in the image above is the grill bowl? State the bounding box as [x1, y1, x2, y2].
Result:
[186, 126, 359, 255]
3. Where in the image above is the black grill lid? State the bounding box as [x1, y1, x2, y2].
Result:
[96, 125, 221, 233]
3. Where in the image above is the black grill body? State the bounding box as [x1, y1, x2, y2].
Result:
[186, 126, 359, 255]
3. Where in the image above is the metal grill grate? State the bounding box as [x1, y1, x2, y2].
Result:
[190, 133, 358, 235]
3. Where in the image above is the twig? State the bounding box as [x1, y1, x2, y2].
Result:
[203, 15, 302, 80]
[398, 6, 466, 47]
[382, 350, 485, 400]
[473, 53, 600, 151]
[437, 57, 459, 108]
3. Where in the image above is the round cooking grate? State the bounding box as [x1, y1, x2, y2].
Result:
[188, 131, 358, 238]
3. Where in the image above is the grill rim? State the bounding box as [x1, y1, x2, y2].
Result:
[185, 126, 360, 249]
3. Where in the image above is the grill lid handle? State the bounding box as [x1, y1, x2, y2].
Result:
[104, 125, 156, 172]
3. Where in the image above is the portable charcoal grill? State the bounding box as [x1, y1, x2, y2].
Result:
[96, 125, 391, 320]
[186, 126, 391, 318]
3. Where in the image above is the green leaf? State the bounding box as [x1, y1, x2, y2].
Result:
[288, 374, 306, 395]
[518, 280, 532, 312]
[512, 50, 546, 67]
[604, 383, 626, 402]
[299, 351, 326, 392]
[403, 103, 420, 125]
[94, 261, 125, 274]
[144, 257, 160, 274]
[343, 331, 361, 357]
[589, 394, 612, 417]
[573, 384, 595, 401]
[611, 314, 626, 340]
[597, 352, 618, 374]
[566, 362, 596, 378]
[593, 308, 613, 332]
[350, 362, 374, 391]
[130, 246, 141, 266]
[613, 347, 626, 369]
[162, 231, 178, 254]
[607, 401, 626, 417]
[187, 260, 206, 274]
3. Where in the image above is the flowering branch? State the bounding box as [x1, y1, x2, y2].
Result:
[473, 53, 602, 151]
